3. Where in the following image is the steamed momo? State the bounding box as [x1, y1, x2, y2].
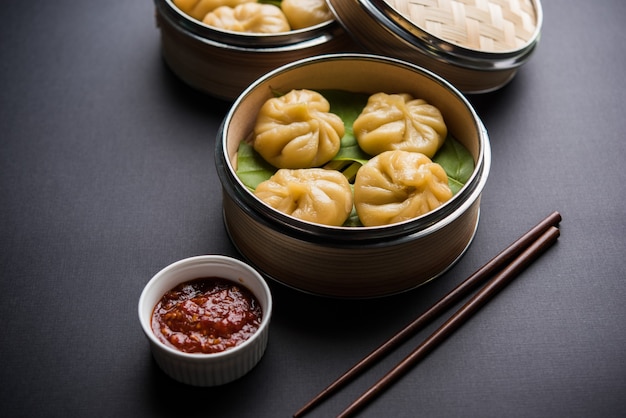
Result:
[281, 0, 333, 30]
[253, 89, 345, 169]
[354, 150, 452, 227]
[203, 3, 290, 33]
[353, 93, 447, 158]
[173, 0, 254, 21]
[254, 168, 353, 226]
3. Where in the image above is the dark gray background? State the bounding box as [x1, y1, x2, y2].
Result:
[1, 1, 625, 417]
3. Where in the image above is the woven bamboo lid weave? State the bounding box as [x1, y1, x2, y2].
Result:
[326, 0, 542, 92]
[384, 0, 539, 52]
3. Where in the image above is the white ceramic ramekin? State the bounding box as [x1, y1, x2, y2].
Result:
[138, 255, 272, 386]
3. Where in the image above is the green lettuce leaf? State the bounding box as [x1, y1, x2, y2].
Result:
[235, 141, 275, 191]
[433, 135, 475, 194]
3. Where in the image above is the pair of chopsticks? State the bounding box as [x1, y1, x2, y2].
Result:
[294, 211, 562, 418]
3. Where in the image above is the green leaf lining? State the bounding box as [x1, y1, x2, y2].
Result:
[235, 141, 276, 191]
[433, 135, 475, 194]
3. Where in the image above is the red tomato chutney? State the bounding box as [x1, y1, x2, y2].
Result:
[151, 277, 263, 354]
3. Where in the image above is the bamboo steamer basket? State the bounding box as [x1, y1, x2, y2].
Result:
[215, 54, 491, 298]
[326, 0, 542, 93]
[153, 0, 360, 101]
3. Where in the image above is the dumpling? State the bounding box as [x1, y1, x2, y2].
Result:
[353, 150, 452, 227]
[281, 0, 333, 30]
[253, 89, 345, 169]
[173, 0, 254, 21]
[254, 168, 353, 226]
[203, 3, 291, 33]
[353, 93, 447, 158]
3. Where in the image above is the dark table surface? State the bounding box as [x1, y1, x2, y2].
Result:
[2, 1, 625, 417]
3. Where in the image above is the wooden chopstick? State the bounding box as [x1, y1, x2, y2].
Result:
[294, 212, 561, 418]
[336, 225, 560, 417]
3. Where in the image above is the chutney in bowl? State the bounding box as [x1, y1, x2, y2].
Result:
[138, 255, 273, 386]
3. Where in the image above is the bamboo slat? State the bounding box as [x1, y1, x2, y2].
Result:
[385, 0, 539, 52]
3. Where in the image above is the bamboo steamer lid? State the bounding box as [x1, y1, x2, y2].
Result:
[327, 0, 542, 93]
